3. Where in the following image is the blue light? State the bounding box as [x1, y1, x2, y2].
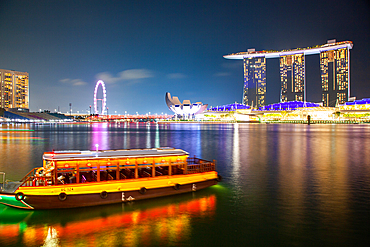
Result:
[209, 103, 250, 112]
[257, 101, 320, 111]
[344, 98, 370, 105]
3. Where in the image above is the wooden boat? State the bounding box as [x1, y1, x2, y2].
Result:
[0, 148, 220, 210]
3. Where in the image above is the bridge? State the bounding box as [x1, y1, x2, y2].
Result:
[87, 114, 173, 122]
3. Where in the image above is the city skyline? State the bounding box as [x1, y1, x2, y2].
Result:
[0, 0, 369, 114]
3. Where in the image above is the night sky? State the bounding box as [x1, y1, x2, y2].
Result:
[0, 0, 369, 114]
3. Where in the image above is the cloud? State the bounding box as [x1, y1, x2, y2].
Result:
[214, 72, 230, 77]
[167, 73, 186, 79]
[60, 78, 88, 86]
[221, 61, 242, 69]
[96, 69, 155, 84]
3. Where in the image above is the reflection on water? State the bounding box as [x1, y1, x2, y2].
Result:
[43, 227, 59, 247]
[0, 194, 216, 247]
[91, 123, 109, 150]
[1, 123, 370, 246]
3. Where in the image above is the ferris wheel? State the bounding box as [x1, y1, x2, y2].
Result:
[93, 80, 107, 115]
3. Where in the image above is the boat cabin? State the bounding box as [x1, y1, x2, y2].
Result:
[19, 148, 216, 187]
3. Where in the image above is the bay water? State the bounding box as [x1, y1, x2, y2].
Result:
[0, 122, 369, 246]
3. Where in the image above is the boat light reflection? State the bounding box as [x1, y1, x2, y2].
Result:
[0, 195, 216, 246]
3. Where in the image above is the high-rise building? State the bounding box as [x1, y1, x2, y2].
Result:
[320, 45, 350, 107]
[243, 56, 266, 108]
[224, 40, 353, 108]
[280, 54, 305, 102]
[0, 69, 29, 110]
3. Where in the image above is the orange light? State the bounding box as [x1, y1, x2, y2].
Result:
[0, 195, 217, 245]
[87, 163, 91, 167]
[64, 164, 70, 168]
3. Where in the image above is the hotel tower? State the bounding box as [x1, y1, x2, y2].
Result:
[0, 69, 29, 110]
[243, 52, 266, 108]
[320, 42, 350, 107]
[224, 40, 353, 108]
[280, 54, 305, 102]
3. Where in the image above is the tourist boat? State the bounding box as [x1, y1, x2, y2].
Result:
[0, 148, 220, 210]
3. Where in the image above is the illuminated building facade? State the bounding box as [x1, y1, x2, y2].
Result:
[165, 92, 208, 118]
[209, 103, 250, 112]
[0, 69, 29, 110]
[243, 56, 266, 108]
[320, 45, 350, 106]
[280, 54, 305, 102]
[224, 40, 353, 107]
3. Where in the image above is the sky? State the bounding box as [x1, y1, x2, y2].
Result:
[0, 0, 369, 114]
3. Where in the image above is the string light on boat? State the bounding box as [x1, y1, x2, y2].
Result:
[93, 80, 107, 115]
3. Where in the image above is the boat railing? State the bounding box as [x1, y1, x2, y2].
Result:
[20, 167, 39, 182]
[20, 175, 50, 187]
[186, 157, 216, 174]
[20, 176, 34, 187]
[19, 168, 50, 187]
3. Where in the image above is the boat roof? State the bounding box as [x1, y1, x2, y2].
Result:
[43, 147, 189, 161]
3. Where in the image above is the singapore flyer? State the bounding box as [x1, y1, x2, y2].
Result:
[93, 80, 107, 115]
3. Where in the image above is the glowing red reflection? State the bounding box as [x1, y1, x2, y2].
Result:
[0, 195, 216, 246]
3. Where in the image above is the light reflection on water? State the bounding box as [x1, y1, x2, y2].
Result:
[0, 193, 216, 246]
[1, 122, 370, 246]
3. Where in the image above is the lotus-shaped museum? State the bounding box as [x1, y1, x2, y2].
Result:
[165, 92, 208, 118]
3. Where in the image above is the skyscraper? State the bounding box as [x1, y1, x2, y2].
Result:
[320, 45, 350, 107]
[280, 54, 305, 102]
[0, 69, 29, 110]
[243, 56, 266, 108]
[224, 40, 353, 108]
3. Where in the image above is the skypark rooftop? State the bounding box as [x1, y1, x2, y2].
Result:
[224, 40, 353, 59]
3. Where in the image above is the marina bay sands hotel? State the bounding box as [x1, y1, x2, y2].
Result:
[224, 40, 353, 108]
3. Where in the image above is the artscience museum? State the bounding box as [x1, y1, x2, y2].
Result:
[165, 92, 208, 118]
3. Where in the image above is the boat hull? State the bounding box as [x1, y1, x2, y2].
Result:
[0, 172, 219, 210]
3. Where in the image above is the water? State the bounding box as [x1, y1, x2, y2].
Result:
[0, 122, 369, 246]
